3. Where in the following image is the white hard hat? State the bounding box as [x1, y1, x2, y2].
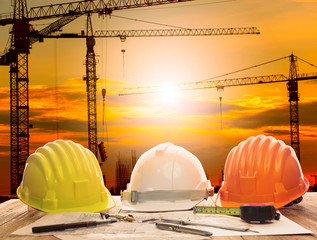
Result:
[121, 142, 213, 212]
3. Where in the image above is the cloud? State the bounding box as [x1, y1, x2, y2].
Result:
[302, 80, 317, 85]
[303, 133, 317, 137]
[264, 129, 290, 136]
[177, 100, 242, 116]
[114, 97, 242, 117]
[30, 83, 86, 106]
[228, 100, 317, 129]
[228, 106, 289, 129]
[0, 145, 10, 156]
[299, 101, 317, 126]
[0, 110, 9, 125]
[30, 117, 87, 133]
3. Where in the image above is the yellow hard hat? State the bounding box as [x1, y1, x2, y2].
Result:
[17, 139, 116, 213]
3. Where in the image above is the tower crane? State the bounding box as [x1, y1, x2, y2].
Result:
[119, 54, 317, 162]
[84, 13, 98, 158]
[37, 26, 260, 162]
[0, 0, 194, 195]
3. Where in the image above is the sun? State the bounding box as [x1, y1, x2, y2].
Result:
[159, 84, 179, 103]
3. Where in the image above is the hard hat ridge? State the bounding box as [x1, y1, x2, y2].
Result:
[121, 142, 213, 212]
[218, 135, 309, 209]
[17, 139, 115, 213]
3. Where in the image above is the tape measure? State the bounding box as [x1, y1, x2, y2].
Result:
[194, 204, 280, 222]
[194, 206, 240, 216]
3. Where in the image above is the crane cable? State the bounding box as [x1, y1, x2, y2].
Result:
[200, 55, 289, 82]
[219, 96, 223, 130]
[111, 14, 186, 29]
[101, 17, 109, 149]
[200, 55, 290, 130]
[297, 56, 317, 69]
[121, 49, 126, 81]
[126, 0, 236, 11]
[199, 55, 317, 83]
[54, 39, 59, 139]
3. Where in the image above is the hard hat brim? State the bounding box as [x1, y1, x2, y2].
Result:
[17, 185, 116, 213]
[121, 198, 204, 212]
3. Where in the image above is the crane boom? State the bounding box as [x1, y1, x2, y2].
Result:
[94, 27, 260, 37]
[30, 15, 81, 45]
[1, 15, 82, 63]
[28, 0, 193, 20]
[119, 72, 317, 96]
[0, 0, 193, 25]
[38, 27, 260, 39]
[119, 74, 289, 95]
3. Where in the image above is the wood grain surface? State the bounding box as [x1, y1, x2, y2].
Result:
[0, 193, 316, 240]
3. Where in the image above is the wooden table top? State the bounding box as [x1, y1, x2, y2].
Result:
[1, 193, 316, 240]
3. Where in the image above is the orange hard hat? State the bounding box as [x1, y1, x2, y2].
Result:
[218, 135, 309, 209]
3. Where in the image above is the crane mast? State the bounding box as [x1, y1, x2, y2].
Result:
[84, 13, 98, 157]
[10, 0, 30, 194]
[1, 0, 194, 195]
[288, 54, 300, 161]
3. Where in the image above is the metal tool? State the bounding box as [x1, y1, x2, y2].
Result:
[161, 219, 253, 232]
[142, 218, 254, 232]
[194, 204, 280, 222]
[156, 222, 212, 237]
[100, 212, 135, 222]
[32, 219, 117, 233]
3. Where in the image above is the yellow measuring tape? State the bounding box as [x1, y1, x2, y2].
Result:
[194, 206, 240, 215]
[194, 204, 280, 222]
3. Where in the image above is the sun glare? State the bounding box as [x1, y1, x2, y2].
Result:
[158, 84, 179, 103]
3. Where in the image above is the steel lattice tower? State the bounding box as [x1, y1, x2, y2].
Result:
[84, 14, 98, 157]
[9, 0, 30, 194]
[287, 54, 300, 161]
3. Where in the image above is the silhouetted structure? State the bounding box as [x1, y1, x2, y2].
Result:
[115, 150, 138, 195]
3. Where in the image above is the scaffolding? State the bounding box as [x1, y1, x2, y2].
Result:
[115, 150, 137, 194]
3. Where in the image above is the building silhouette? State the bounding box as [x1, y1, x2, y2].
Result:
[115, 150, 137, 195]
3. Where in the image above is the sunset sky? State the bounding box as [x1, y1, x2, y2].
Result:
[1, 0, 317, 195]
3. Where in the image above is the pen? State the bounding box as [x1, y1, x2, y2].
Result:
[32, 219, 117, 233]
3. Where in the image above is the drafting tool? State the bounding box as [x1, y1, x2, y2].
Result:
[32, 219, 117, 233]
[194, 204, 280, 222]
[100, 212, 135, 222]
[155, 222, 212, 237]
[142, 218, 253, 232]
[160, 219, 253, 232]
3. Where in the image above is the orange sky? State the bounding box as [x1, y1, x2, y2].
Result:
[1, 0, 317, 194]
